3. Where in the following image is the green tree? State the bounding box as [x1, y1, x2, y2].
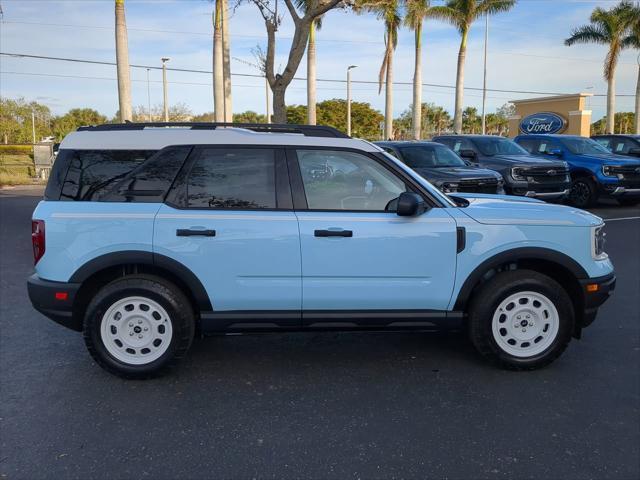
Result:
[357, 0, 402, 139]
[462, 106, 480, 133]
[52, 108, 107, 140]
[233, 111, 267, 123]
[591, 112, 636, 135]
[565, 1, 634, 134]
[430, 0, 516, 133]
[0, 97, 53, 144]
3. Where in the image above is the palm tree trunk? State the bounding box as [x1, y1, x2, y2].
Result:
[222, 0, 233, 122]
[606, 73, 615, 134]
[635, 64, 639, 135]
[453, 30, 467, 134]
[115, 0, 132, 122]
[307, 21, 317, 125]
[213, 0, 224, 122]
[412, 22, 422, 140]
[385, 47, 394, 140]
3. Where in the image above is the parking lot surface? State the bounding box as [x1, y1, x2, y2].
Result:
[1, 187, 639, 479]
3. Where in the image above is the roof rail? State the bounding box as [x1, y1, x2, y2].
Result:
[76, 122, 350, 138]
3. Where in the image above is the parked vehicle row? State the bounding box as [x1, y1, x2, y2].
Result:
[28, 123, 615, 378]
[378, 134, 640, 209]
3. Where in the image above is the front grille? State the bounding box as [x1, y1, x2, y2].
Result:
[521, 166, 570, 184]
[609, 165, 640, 182]
[457, 178, 500, 194]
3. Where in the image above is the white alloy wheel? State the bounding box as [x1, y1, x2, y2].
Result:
[491, 290, 560, 358]
[100, 296, 173, 365]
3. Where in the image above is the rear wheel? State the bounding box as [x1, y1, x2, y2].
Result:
[83, 275, 195, 379]
[568, 177, 597, 208]
[468, 270, 574, 370]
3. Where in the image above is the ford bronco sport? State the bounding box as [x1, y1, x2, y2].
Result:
[28, 123, 616, 378]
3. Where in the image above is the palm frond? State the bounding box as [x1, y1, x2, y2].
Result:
[565, 24, 609, 46]
[476, 0, 516, 16]
[604, 40, 622, 81]
[426, 5, 463, 30]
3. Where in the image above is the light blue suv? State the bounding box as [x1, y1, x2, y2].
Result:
[28, 123, 616, 378]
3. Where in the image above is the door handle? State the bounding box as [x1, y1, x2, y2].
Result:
[314, 229, 353, 238]
[176, 228, 216, 237]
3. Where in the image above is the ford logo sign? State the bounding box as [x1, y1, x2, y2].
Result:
[519, 112, 567, 135]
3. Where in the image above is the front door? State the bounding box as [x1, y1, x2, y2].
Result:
[290, 148, 458, 325]
[154, 146, 301, 326]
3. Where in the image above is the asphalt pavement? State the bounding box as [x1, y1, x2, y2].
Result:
[1, 186, 638, 479]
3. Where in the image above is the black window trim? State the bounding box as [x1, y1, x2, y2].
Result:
[164, 144, 293, 211]
[285, 146, 445, 213]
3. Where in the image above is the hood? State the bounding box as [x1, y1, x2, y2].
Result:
[489, 154, 565, 167]
[412, 166, 501, 182]
[456, 193, 603, 227]
[583, 153, 640, 165]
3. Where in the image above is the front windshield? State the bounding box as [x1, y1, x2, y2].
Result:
[399, 144, 467, 168]
[561, 137, 611, 155]
[472, 137, 529, 156]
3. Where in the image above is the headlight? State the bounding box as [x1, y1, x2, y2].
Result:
[592, 225, 607, 260]
[511, 167, 526, 181]
[602, 165, 616, 177]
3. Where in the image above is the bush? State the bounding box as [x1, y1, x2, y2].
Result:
[0, 145, 33, 156]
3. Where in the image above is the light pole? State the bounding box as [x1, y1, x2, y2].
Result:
[31, 109, 36, 145]
[161, 57, 170, 122]
[146, 68, 152, 122]
[346, 65, 357, 136]
[481, 14, 488, 135]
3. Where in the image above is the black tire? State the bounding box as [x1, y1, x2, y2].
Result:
[616, 198, 640, 207]
[568, 177, 598, 208]
[83, 274, 195, 379]
[467, 270, 574, 370]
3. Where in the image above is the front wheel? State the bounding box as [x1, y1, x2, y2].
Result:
[468, 270, 574, 370]
[83, 275, 195, 379]
[568, 177, 598, 208]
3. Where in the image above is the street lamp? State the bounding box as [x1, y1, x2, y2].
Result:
[346, 65, 358, 136]
[161, 57, 170, 122]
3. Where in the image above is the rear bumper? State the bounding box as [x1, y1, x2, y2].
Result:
[579, 272, 616, 328]
[27, 274, 82, 331]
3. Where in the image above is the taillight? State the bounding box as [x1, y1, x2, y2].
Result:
[32, 220, 45, 265]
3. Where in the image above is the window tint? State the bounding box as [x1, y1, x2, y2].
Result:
[60, 150, 157, 201]
[105, 146, 192, 202]
[451, 138, 473, 153]
[186, 148, 276, 209]
[399, 144, 466, 168]
[297, 149, 406, 211]
[515, 138, 539, 154]
[611, 138, 638, 154]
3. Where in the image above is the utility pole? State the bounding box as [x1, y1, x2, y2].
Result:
[31, 109, 36, 145]
[161, 57, 170, 122]
[481, 14, 488, 135]
[146, 68, 152, 122]
[265, 76, 271, 124]
[346, 65, 357, 136]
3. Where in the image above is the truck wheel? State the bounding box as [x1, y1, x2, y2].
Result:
[468, 270, 574, 370]
[568, 177, 597, 208]
[83, 275, 195, 379]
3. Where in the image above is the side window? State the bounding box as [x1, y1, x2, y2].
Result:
[60, 150, 157, 201]
[612, 139, 636, 154]
[186, 148, 276, 209]
[105, 146, 192, 202]
[296, 149, 406, 211]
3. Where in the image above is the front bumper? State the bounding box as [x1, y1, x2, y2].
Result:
[606, 186, 640, 197]
[27, 274, 82, 331]
[505, 179, 571, 200]
[579, 272, 616, 329]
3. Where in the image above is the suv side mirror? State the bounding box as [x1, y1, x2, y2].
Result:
[396, 192, 427, 217]
[628, 148, 640, 157]
[548, 148, 563, 157]
[459, 149, 477, 160]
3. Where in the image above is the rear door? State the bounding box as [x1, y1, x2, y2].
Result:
[153, 146, 301, 325]
[289, 148, 458, 325]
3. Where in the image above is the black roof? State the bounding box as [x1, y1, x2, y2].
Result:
[77, 122, 350, 138]
[591, 134, 640, 139]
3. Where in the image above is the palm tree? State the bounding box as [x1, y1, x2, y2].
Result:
[430, 0, 515, 134]
[358, 0, 401, 139]
[404, 0, 435, 140]
[296, 0, 323, 125]
[565, 1, 633, 134]
[621, 1, 639, 134]
[115, 0, 132, 122]
[213, 0, 224, 122]
[222, 0, 233, 122]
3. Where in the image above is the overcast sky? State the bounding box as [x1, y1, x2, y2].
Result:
[0, 0, 638, 121]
